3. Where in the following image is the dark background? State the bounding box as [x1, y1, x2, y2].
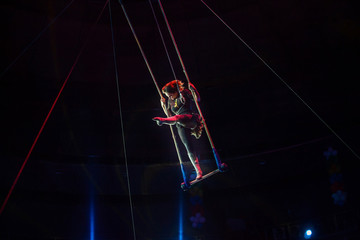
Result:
[1, 0, 359, 239]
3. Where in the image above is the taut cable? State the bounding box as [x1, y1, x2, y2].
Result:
[0, 0, 110, 215]
[200, 0, 359, 160]
[109, 0, 137, 239]
[0, 0, 76, 79]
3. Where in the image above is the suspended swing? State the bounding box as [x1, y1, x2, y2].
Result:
[119, 0, 360, 193]
[156, 0, 228, 190]
[119, 0, 228, 191]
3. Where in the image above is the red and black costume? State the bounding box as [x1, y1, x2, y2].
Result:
[153, 84, 203, 179]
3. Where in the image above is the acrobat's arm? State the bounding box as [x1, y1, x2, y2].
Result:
[160, 97, 172, 117]
[188, 83, 200, 102]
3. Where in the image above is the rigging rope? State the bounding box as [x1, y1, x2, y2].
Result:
[148, 0, 183, 101]
[148, 0, 190, 177]
[118, 1, 188, 186]
[148, 0, 177, 80]
[0, 0, 110, 215]
[199, 0, 360, 160]
[157, 0, 224, 169]
[108, 1, 137, 239]
[0, 0, 76, 79]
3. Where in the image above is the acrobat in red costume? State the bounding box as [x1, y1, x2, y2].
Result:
[153, 80, 204, 180]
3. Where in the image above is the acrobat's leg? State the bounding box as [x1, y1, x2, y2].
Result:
[177, 125, 203, 179]
[152, 116, 179, 126]
[188, 153, 203, 179]
[153, 114, 195, 127]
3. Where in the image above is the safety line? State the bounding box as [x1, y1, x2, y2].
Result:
[148, 0, 183, 101]
[148, 0, 188, 182]
[118, 0, 160, 96]
[199, 0, 360, 160]
[157, 0, 222, 165]
[148, 0, 177, 79]
[108, 1, 137, 239]
[157, 0, 188, 82]
[0, 0, 110, 215]
[0, 0, 75, 79]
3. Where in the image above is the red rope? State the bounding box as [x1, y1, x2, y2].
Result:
[0, 0, 109, 215]
[157, 0, 217, 150]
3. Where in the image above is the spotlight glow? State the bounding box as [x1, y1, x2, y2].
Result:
[178, 192, 183, 240]
[90, 195, 95, 240]
[304, 229, 312, 239]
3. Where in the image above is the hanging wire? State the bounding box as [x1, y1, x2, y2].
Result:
[118, 0, 160, 96]
[0, 0, 110, 215]
[199, 0, 360, 160]
[148, 0, 177, 79]
[108, 1, 137, 239]
[157, 0, 188, 81]
[157, 0, 224, 169]
[0, 0, 76, 79]
[148, 0, 189, 175]
[118, 0, 189, 185]
[148, 0, 183, 102]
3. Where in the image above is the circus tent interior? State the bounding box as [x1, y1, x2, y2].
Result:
[1, 0, 359, 239]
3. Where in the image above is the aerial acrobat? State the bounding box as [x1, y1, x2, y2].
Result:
[153, 80, 204, 179]
[153, 80, 228, 190]
[119, 0, 227, 190]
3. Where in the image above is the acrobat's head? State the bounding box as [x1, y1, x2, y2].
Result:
[162, 80, 184, 100]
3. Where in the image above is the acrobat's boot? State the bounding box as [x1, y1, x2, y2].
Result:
[152, 117, 177, 126]
[189, 154, 203, 180]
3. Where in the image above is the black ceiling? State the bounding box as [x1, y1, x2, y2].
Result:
[1, 0, 359, 165]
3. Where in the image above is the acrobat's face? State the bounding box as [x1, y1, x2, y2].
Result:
[165, 91, 178, 100]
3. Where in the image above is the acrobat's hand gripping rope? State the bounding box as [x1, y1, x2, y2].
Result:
[157, 0, 227, 172]
[118, 0, 190, 187]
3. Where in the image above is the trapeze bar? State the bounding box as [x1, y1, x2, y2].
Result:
[181, 168, 220, 191]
